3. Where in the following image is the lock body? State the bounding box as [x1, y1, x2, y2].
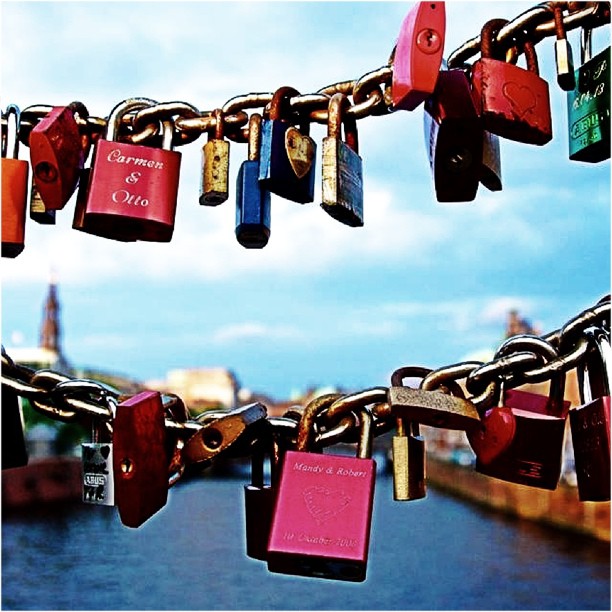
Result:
[267, 449, 375, 582]
[113, 391, 168, 527]
[82, 441, 115, 506]
[201, 138, 230, 206]
[392, 420, 426, 501]
[567, 46, 610, 162]
[236, 159, 271, 248]
[321, 136, 363, 227]
[85, 139, 180, 242]
[1, 157, 29, 257]
[570, 396, 611, 501]
[28, 105, 85, 210]
[469, 389, 569, 490]
[2, 386, 28, 470]
[391, 1, 445, 111]
[424, 69, 483, 202]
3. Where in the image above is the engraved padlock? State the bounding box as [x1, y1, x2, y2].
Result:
[471, 19, 553, 145]
[82, 417, 115, 507]
[391, 1, 446, 111]
[567, 27, 610, 162]
[423, 67, 483, 202]
[236, 113, 271, 248]
[267, 392, 377, 582]
[321, 93, 364, 227]
[570, 327, 611, 501]
[79, 98, 181, 242]
[200, 108, 230, 206]
[468, 375, 570, 490]
[28, 101, 89, 210]
[258, 86, 316, 204]
[2, 105, 29, 258]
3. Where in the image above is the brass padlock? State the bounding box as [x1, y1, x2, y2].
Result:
[200, 108, 230, 206]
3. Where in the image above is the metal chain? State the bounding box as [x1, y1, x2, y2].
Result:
[3, 295, 609, 470]
[11, 1, 609, 149]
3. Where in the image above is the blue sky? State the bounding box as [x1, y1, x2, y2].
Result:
[2, 2, 610, 400]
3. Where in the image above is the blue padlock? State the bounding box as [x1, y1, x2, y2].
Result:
[258, 86, 316, 204]
[236, 113, 271, 248]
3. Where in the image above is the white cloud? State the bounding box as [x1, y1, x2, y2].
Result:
[211, 322, 303, 345]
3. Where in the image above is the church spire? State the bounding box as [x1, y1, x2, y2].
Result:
[39, 272, 61, 353]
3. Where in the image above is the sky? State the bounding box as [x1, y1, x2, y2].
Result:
[1, 1, 610, 401]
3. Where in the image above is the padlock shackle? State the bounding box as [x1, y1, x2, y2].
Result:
[208, 108, 225, 141]
[581, 26, 593, 64]
[2, 104, 21, 159]
[579, 327, 612, 403]
[295, 393, 343, 452]
[268, 86, 301, 122]
[480, 18, 510, 61]
[247, 113, 262, 162]
[105, 97, 157, 142]
[327, 93, 359, 154]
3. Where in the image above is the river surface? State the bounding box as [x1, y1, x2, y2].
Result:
[2, 472, 610, 610]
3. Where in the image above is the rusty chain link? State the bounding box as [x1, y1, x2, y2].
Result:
[12, 1, 609, 150]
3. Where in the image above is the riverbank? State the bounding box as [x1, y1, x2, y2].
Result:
[425, 453, 610, 542]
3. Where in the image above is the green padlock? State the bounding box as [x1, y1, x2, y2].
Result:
[567, 27, 610, 163]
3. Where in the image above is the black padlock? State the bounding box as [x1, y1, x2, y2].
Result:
[258, 86, 316, 204]
[2, 385, 29, 469]
[236, 113, 271, 248]
[423, 68, 483, 202]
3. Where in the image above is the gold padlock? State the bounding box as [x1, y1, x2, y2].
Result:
[200, 108, 230, 206]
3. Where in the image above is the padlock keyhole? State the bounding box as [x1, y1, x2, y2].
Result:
[202, 427, 223, 450]
[120, 457, 135, 478]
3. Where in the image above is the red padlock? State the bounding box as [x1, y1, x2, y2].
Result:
[423, 67, 483, 202]
[28, 102, 89, 210]
[391, 1, 446, 111]
[80, 98, 181, 242]
[267, 394, 376, 582]
[471, 19, 553, 145]
[570, 327, 611, 501]
[113, 391, 168, 528]
[467, 376, 570, 490]
[2, 105, 29, 258]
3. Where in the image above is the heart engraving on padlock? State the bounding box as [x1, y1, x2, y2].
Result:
[285, 127, 315, 179]
[303, 486, 351, 524]
[467, 407, 516, 465]
[502, 82, 537, 118]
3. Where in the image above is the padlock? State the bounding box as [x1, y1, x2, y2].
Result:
[113, 390, 168, 527]
[28, 102, 89, 210]
[200, 108, 230, 206]
[389, 369, 481, 431]
[258, 86, 316, 204]
[321, 93, 364, 227]
[79, 98, 181, 242]
[2, 385, 28, 470]
[570, 327, 611, 501]
[423, 67, 483, 202]
[467, 376, 570, 490]
[389, 368, 426, 501]
[471, 19, 553, 145]
[567, 27, 610, 162]
[236, 113, 271, 248]
[2, 104, 29, 258]
[183, 402, 268, 467]
[480, 130, 502, 192]
[244, 422, 280, 561]
[29, 175, 56, 225]
[82, 418, 115, 507]
[267, 393, 376, 582]
[553, 4, 575, 91]
[391, 1, 446, 111]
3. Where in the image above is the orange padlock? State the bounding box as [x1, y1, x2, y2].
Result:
[2, 105, 29, 258]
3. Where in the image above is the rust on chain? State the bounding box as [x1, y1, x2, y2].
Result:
[295, 393, 343, 452]
[324, 388, 388, 423]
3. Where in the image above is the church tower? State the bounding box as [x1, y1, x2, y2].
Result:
[39, 276, 61, 353]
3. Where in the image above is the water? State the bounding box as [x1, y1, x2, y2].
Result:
[2, 473, 610, 610]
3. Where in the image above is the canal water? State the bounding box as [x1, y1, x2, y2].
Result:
[2, 472, 610, 610]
